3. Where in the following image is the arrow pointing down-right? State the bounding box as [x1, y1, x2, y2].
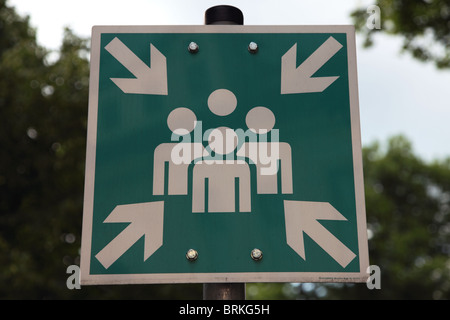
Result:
[284, 200, 356, 268]
[105, 37, 168, 95]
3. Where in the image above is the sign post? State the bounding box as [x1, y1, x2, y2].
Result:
[202, 5, 246, 301]
[80, 18, 369, 289]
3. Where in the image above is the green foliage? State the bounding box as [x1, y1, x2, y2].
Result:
[355, 136, 450, 299]
[351, 0, 450, 69]
[248, 136, 450, 300]
[0, 0, 203, 299]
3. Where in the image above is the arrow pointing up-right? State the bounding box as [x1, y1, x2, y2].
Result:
[281, 36, 343, 94]
[95, 201, 164, 269]
[284, 200, 356, 268]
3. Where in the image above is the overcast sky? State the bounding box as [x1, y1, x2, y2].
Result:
[9, 0, 450, 161]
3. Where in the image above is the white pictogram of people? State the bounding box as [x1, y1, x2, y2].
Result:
[152, 89, 293, 213]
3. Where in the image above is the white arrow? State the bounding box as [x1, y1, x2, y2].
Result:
[105, 37, 168, 95]
[95, 201, 164, 269]
[281, 36, 343, 94]
[284, 200, 356, 268]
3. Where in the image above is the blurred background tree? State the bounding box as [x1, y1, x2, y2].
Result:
[1, 0, 449, 299]
[248, 137, 450, 300]
[0, 0, 202, 299]
[351, 0, 450, 69]
[249, 0, 450, 299]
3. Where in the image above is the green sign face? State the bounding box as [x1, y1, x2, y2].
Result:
[80, 26, 369, 285]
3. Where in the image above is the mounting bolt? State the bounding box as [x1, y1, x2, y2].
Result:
[250, 248, 263, 261]
[188, 42, 199, 53]
[248, 42, 258, 54]
[186, 249, 198, 261]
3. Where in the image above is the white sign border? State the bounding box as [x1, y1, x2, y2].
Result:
[80, 25, 369, 285]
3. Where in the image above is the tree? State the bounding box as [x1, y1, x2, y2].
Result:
[2, 0, 449, 299]
[248, 136, 450, 300]
[351, 0, 450, 69]
[0, 0, 203, 299]
[0, 0, 55, 297]
[321, 136, 450, 299]
[0, 0, 95, 297]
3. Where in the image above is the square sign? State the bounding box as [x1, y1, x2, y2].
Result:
[80, 25, 369, 285]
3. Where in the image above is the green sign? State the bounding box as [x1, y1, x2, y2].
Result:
[80, 26, 369, 285]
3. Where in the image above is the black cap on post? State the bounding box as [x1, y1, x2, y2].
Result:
[204, 5, 244, 25]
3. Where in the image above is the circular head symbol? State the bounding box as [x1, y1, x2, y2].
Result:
[167, 107, 197, 135]
[208, 126, 238, 155]
[207, 89, 237, 116]
[245, 106, 275, 133]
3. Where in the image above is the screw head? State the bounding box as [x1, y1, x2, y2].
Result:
[251, 248, 263, 261]
[248, 42, 258, 53]
[188, 42, 199, 53]
[186, 249, 198, 261]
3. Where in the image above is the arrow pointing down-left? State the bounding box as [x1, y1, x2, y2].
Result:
[281, 36, 343, 94]
[95, 201, 164, 269]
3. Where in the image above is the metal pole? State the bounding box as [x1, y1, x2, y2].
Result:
[203, 283, 246, 300]
[203, 4, 245, 300]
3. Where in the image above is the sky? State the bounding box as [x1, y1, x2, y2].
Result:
[8, 0, 450, 162]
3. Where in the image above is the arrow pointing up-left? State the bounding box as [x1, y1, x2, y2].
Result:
[284, 200, 356, 268]
[105, 37, 168, 95]
[95, 201, 164, 269]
